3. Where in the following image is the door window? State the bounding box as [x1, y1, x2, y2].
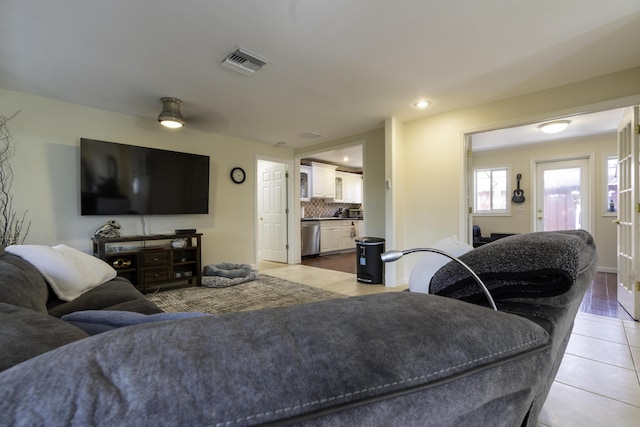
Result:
[605, 155, 618, 215]
[535, 158, 590, 232]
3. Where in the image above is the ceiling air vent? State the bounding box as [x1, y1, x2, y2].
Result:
[300, 132, 323, 139]
[221, 47, 269, 76]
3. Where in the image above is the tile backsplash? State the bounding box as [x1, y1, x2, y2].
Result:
[301, 199, 361, 218]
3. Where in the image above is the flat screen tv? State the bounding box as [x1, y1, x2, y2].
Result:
[80, 138, 210, 215]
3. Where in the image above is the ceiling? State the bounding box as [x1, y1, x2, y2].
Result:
[302, 145, 364, 170]
[472, 108, 626, 152]
[306, 107, 626, 168]
[1, 1, 639, 150]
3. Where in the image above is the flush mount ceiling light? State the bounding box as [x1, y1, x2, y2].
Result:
[538, 120, 571, 134]
[158, 97, 185, 129]
[413, 100, 430, 109]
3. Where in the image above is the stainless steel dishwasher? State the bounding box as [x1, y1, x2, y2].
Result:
[301, 221, 320, 256]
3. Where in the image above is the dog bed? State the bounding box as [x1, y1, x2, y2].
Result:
[201, 263, 258, 288]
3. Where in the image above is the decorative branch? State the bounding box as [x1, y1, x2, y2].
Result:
[0, 111, 30, 247]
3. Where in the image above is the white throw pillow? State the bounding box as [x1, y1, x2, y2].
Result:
[408, 236, 474, 294]
[5, 244, 117, 301]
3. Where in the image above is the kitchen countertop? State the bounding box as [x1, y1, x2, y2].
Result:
[302, 217, 363, 221]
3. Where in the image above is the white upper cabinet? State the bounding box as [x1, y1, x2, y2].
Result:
[305, 162, 362, 202]
[311, 162, 336, 199]
[335, 171, 362, 203]
[300, 165, 311, 201]
[334, 174, 344, 202]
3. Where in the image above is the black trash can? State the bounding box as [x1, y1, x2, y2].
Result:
[356, 237, 385, 284]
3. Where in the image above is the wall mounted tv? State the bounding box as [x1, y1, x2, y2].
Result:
[80, 138, 210, 215]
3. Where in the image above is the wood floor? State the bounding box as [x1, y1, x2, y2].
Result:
[580, 271, 633, 320]
[302, 252, 635, 321]
[301, 251, 357, 274]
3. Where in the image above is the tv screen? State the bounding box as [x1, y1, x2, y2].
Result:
[80, 138, 210, 215]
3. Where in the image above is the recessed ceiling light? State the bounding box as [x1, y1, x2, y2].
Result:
[538, 120, 571, 134]
[343, 156, 349, 162]
[414, 100, 430, 109]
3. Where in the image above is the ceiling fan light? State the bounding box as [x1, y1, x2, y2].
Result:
[538, 120, 571, 134]
[160, 119, 183, 129]
[158, 97, 185, 129]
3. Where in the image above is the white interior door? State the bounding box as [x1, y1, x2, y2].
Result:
[534, 158, 590, 232]
[258, 160, 288, 263]
[617, 106, 640, 320]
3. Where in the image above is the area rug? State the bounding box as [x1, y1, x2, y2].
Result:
[145, 274, 345, 314]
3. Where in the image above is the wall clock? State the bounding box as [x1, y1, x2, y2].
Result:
[230, 167, 246, 184]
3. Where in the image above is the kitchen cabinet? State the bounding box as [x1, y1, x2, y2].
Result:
[341, 220, 357, 250]
[334, 174, 344, 201]
[320, 220, 359, 253]
[354, 219, 364, 240]
[311, 162, 336, 199]
[352, 175, 362, 203]
[320, 221, 342, 253]
[300, 165, 311, 201]
[334, 172, 362, 203]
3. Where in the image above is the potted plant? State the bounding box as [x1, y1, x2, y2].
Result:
[0, 112, 30, 246]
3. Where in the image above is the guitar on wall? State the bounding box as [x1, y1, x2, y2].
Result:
[512, 173, 525, 204]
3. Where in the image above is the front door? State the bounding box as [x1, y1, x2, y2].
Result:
[258, 160, 288, 263]
[616, 106, 640, 320]
[534, 158, 590, 232]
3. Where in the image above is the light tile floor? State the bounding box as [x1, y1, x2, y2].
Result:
[538, 313, 640, 426]
[259, 261, 408, 296]
[259, 261, 640, 427]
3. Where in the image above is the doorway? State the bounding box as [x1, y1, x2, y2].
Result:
[465, 108, 622, 248]
[464, 106, 634, 320]
[297, 143, 364, 274]
[534, 157, 591, 232]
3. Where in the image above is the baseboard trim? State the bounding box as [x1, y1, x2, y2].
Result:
[597, 266, 616, 274]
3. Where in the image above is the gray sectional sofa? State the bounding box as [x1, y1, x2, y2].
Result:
[0, 249, 162, 373]
[0, 230, 597, 426]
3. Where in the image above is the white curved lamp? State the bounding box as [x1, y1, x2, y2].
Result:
[381, 248, 497, 311]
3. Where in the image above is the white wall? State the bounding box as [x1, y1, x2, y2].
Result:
[393, 66, 640, 284]
[0, 88, 293, 267]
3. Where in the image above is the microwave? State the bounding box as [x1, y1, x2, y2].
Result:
[348, 209, 363, 218]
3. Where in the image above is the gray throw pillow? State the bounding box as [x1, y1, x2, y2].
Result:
[62, 310, 210, 335]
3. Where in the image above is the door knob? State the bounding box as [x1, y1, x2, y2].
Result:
[613, 219, 621, 225]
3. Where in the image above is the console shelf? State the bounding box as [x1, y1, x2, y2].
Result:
[91, 233, 202, 290]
